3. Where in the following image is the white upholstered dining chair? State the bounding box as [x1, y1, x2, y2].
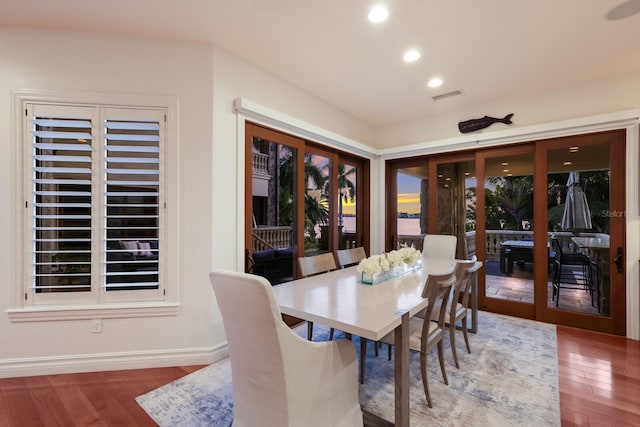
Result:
[380, 271, 456, 408]
[209, 270, 363, 427]
[422, 234, 457, 260]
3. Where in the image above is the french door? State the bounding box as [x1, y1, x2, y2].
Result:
[534, 131, 626, 335]
[386, 130, 627, 335]
[245, 123, 369, 283]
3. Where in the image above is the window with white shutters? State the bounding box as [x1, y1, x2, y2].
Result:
[26, 104, 166, 306]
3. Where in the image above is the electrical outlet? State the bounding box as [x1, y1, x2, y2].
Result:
[91, 318, 103, 333]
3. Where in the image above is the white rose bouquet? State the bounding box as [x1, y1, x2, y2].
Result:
[398, 246, 421, 265]
[356, 254, 389, 277]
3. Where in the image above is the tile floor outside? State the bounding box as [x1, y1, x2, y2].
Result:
[484, 260, 601, 316]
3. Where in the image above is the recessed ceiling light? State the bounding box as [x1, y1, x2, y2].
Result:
[368, 5, 389, 23]
[427, 78, 443, 88]
[569, 146, 579, 152]
[564, 161, 572, 166]
[501, 162, 509, 166]
[403, 49, 420, 62]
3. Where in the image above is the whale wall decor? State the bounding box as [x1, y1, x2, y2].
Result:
[458, 113, 514, 133]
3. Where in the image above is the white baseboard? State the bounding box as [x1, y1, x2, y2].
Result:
[0, 344, 229, 379]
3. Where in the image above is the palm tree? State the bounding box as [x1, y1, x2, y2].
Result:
[336, 164, 356, 226]
[278, 152, 329, 242]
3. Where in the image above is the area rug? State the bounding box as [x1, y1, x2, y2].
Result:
[136, 311, 560, 426]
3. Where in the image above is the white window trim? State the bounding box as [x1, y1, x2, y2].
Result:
[9, 90, 180, 322]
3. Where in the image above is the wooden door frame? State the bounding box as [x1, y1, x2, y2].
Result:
[534, 130, 626, 335]
[384, 155, 429, 252]
[244, 122, 305, 277]
[475, 143, 537, 319]
[337, 152, 370, 255]
[245, 123, 371, 279]
[385, 131, 627, 335]
[304, 144, 339, 258]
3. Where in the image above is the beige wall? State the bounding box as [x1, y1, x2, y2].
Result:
[375, 71, 640, 147]
[0, 27, 374, 377]
[0, 26, 638, 377]
[0, 27, 222, 375]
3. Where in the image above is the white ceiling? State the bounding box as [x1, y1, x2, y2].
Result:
[2, 0, 640, 128]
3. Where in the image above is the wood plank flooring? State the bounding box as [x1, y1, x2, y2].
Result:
[0, 326, 638, 426]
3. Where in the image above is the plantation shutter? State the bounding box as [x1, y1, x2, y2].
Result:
[31, 107, 95, 298]
[104, 113, 161, 291]
[27, 104, 166, 305]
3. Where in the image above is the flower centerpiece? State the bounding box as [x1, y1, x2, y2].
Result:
[356, 246, 421, 284]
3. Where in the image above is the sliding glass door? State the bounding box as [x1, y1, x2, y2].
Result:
[386, 130, 627, 335]
[245, 123, 370, 283]
[536, 131, 626, 335]
[476, 145, 536, 319]
[245, 123, 303, 284]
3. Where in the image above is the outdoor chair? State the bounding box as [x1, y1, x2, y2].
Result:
[209, 270, 363, 427]
[551, 238, 598, 309]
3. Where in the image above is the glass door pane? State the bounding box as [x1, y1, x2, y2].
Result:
[546, 143, 610, 316]
[337, 161, 358, 250]
[246, 127, 300, 284]
[304, 151, 332, 256]
[396, 166, 428, 249]
[483, 152, 535, 305]
[435, 160, 476, 259]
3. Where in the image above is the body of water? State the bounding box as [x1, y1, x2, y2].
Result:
[341, 216, 421, 236]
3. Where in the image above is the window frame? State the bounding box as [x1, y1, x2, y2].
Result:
[9, 91, 180, 322]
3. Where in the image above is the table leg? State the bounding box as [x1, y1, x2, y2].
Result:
[395, 311, 410, 427]
[470, 272, 478, 333]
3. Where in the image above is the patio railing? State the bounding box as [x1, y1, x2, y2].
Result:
[252, 226, 292, 251]
[399, 230, 609, 261]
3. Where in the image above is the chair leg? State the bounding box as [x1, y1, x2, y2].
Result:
[360, 338, 367, 384]
[461, 317, 471, 354]
[449, 322, 459, 369]
[437, 341, 448, 385]
[307, 321, 314, 341]
[419, 351, 432, 408]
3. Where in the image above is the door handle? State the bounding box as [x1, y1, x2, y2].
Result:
[614, 247, 623, 273]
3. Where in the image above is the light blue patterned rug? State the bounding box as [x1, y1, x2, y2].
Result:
[136, 311, 560, 426]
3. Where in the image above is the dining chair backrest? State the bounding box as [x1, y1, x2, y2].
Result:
[422, 234, 457, 260]
[428, 259, 476, 322]
[209, 270, 364, 427]
[298, 252, 337, 278]
[461, 261, 482, 302]
[336, 247, 367, 269]
[420, 272, 456, 349]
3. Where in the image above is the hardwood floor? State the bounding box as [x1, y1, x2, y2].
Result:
[0, 326, 638, 426]
[557, 326, 640, 426]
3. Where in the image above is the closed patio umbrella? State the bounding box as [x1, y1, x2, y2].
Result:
[561, 172, 592, 231]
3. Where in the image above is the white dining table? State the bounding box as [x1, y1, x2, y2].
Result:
[272, 258, 456, 427]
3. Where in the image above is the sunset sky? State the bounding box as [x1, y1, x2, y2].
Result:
[340, 172, 421, 215]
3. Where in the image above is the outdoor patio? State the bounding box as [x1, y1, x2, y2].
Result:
[485, 260, 601, 315]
